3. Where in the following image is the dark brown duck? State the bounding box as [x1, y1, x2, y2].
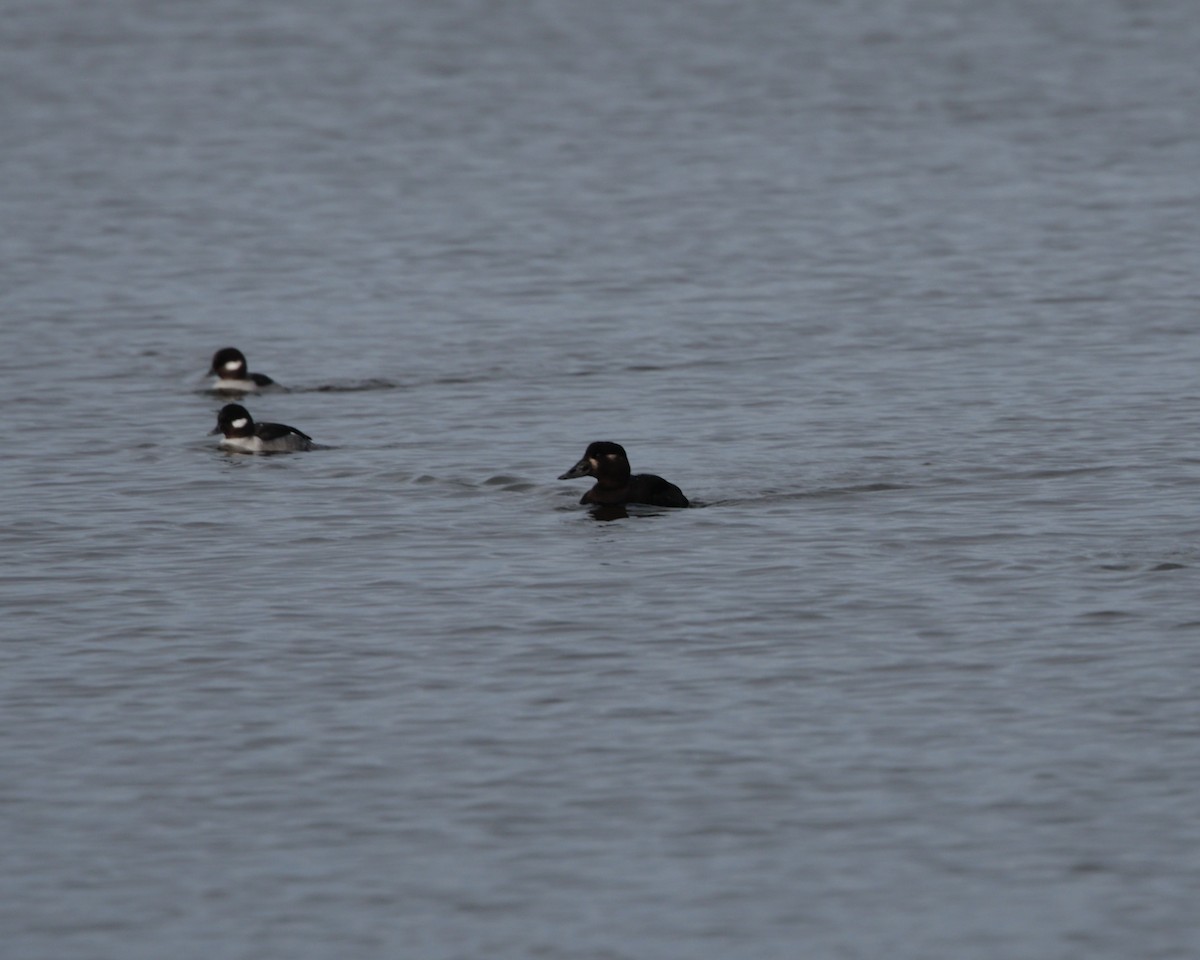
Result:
[558, 441, 689, 508]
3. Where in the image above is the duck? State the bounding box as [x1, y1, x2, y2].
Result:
[558, 441, 689, 508]
[209, 347, 276, 393]
[210, 403, 314, 453]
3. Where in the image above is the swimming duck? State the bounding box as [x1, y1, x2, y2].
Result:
[558, 441, 689, 508]
[209, 347, 276, 393]
[210, 403, 314, 453]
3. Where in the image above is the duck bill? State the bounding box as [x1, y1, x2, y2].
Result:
[558, 458, 591, 480]
[208, 425, 223, 435]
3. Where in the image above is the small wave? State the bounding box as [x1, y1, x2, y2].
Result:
[708, 482, 909, 508]
[308, 379, 404, 393]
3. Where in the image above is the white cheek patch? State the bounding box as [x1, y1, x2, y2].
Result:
[223, 360, 242, 371]
[230, 418, 249, 429]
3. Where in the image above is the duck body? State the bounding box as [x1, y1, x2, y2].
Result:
[210, 403, 313, 453]
[210, 347, 276, 393]
[558, 441, 689, 508]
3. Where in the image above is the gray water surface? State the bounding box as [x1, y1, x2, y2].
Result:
[3, 1, 1200, 958]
